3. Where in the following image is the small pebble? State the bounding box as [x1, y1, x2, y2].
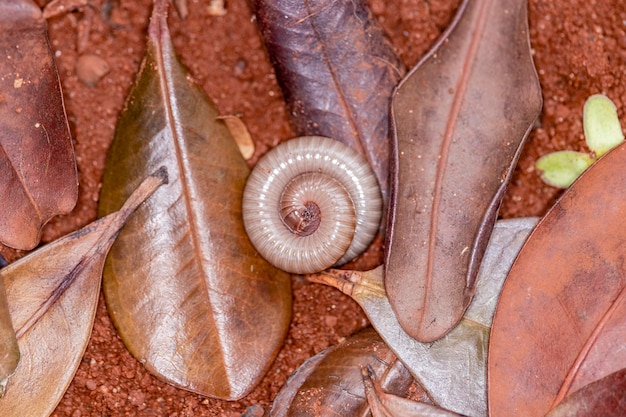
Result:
[208, 0, 227, 16]
[242, 404, 264, 417]
[84, 379, 97, 391]
[75, 54, 110, 87]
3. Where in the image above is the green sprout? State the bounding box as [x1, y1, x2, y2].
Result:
[536, 94, 625, 188]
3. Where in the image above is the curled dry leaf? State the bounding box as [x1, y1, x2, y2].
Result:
[489, 142, 626, 417]
[386, 0, 542, 342]
[309, 218, 538, 416]
[270, 327, 423, 417]
[0, 0, 78, 250]
[0, 168, 167, 417]
[253, 0, 406, 254]
[545, 368, 626, 417]
[363, 367, 466, 417]
[218, 115, 255, 160]
[98, 0, 291, 400]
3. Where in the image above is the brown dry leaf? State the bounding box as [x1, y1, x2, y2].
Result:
[488, 142, 626, 416]
[309, 218, 537, 416]
[98, 0, 291, 400]
[218, 115, 255, 160]
[254, 0, 406, 258]
[363, 367, 466, 417]
[545, 368, 626, 417]
[386, 0, 542, 342]
[0, 0, 78, 250]
[270, 327, 423, 417]
[0, 168, 167, 417]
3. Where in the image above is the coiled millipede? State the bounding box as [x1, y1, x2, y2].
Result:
[242, 136, 382, 275]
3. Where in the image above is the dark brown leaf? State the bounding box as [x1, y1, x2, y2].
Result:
[308, 218, 537, 416]
[270, 327, 422, 417]
[545, 368, 626, 417]
[0, 168, 166, 417]
[253, 0, 406, 251]
[386, 0, 542, 342]
[488, 142, 626, 416]
[0, 0, 78, 250]
[98, 0, 291, 400]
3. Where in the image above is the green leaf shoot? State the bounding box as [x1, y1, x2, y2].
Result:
[536, 94, 624, 189]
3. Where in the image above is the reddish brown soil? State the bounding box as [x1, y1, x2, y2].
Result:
[2, 0, 625, 415]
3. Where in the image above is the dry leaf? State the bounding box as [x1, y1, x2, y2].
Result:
[98, 0, 291, 400]
[254, 0, 406, 254]
[545, 368, 626, 417]
[0, 168, 167, 417]
[218, 115, 255, 160]
[0, 0, 78, 250]
[489, 142, 626, 416]
[309, 218, 538, 416]
[363, 367, 466, 417]
[270, 327, 422, 417]
[386, 0, 542, 342]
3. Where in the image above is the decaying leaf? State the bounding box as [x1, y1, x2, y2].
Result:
[309, 218, 538, 416]
[0, 0, 78, 250]
[545, 368, 626, 417]
[253, 0, 406, 247]
[489, 142, 626, 417]
[0, 168, 166, 417]
[270, 327, 424, 417]
[98, 0, 291, 400]
[386, 0, 542, 342]
[363, 367, 466, 417]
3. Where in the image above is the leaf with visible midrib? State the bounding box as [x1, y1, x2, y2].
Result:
[254, 0, 405, 255]
[545, 368, 626, 417]
[98, 0, 291, 400]
[0, 169, 166, 417]
[0, 0, 78, 250]
[489, 142, 626, 417]
[363, 368, 465, 417]
[309, 217, 538, 417]
[386, 0, 542, 342]
[270, 327, 420, 417]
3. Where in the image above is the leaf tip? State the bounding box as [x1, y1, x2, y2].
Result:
[149, 0, 170, 41]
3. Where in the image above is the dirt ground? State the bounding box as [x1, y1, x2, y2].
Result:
[2, 0, 625, 415]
